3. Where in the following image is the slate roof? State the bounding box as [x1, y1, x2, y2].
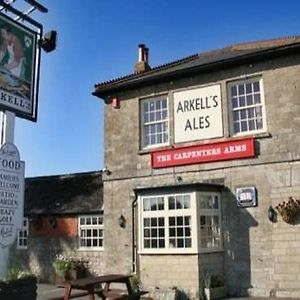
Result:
[24, 171, 103, 215]
[93, 36, 300, 99]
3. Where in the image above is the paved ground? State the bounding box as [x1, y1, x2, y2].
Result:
[36, 284, 287, 300]
[37, 284, 295, 300]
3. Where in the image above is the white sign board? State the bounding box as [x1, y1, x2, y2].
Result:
[0, 143, 25, 247]
[174, 84, 223, 143]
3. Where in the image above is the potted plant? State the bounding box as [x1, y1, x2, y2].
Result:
[203, 273, 227, 300]
[275, 197, 300, 224]
[52, 254, 72, 284]
[69, 259, 86, 280]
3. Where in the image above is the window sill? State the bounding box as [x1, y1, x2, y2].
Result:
[138, 249, 198, 255]
[139, 132, 272, 156]
[230, 131, 271, 140]
[77, 248, 104, 252]
[199, 248, 224, 254]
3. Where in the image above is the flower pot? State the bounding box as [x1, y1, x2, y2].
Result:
[281, 209, 295, 224]
[204, 286, 227, 300]
[55, 272, 67, 285]
[68, 267, 86, 280]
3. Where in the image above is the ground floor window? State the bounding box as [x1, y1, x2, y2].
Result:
[198, 193, 222, 250]
[139, 190, 222, 254]
[17, 217, 28, 250]
[78, 215, 104, 250]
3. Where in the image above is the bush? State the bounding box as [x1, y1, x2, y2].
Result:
[0, 269, 37, 300]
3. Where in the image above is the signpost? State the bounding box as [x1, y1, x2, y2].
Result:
[0, 0, 52, 278]
[0, 142, 25, 247]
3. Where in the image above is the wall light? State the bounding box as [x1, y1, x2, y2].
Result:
[268, 206, 277, 223]
[118, 214, 126, 228]
[48, 217, 57, 229]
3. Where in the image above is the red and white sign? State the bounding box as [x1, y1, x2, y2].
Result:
[152, 138, 255, 169]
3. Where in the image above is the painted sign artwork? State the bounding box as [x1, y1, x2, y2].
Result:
[0, 13, 38, 121]
[0, 143, 25, 247]
[152, 138, 255, 168]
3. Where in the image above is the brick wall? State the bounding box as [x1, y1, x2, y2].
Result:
[9, 216, 105, 282]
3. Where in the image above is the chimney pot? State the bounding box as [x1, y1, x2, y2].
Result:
[135, 44, 150, 73]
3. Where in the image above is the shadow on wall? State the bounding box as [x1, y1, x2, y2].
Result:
[222, 187, 258, 297]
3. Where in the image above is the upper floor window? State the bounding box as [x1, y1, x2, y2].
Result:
[78, 215, 103, 250]
[228, 78, 266, 136]
[140, 96, 169, 149]
[17, 217, 28, 250]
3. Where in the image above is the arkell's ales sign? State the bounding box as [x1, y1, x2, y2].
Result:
[174, 84, 223, 143]
[0, 14, 38, 121]
[0, 143, 25, 247]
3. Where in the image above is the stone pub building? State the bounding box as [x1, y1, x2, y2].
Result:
[93, 36, 300, 298]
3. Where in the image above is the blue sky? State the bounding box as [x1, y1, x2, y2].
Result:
[9, 0, 300, 177]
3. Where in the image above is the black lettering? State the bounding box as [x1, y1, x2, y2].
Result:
[205, 97, 211, 109]
[184, 100, 190, 112]
[1, 93, 7, 101]
[212, 95, 218, 107]
[176, 102, 184, 113]
[205, 115, 210, 128]
[184, 119, 192, 131]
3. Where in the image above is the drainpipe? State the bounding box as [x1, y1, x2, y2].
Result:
[131, 191, 138, 274]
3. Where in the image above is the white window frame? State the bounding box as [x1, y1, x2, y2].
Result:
[140, 95, 169, 150]
[139, 191, 198, 254]
[17, 217, 28, 250]
[228, 77, 267, 136]
[78, 214, 104, 251]
[197, 192, 222, 253]
[139, 190, 222, 254]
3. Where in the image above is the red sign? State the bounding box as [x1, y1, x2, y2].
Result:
[152, 138, 255, 169]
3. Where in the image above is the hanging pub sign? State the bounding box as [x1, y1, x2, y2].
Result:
[0, 143, 25, 247]
[0, 13, 39, 121]
[174, 84, 223, 144]
[152, 138, 255, 168]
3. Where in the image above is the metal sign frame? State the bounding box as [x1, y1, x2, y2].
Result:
[0, 0, 43, 122]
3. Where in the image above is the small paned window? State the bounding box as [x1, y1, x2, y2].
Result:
[228, 78, 266, 136]
[78, 215, 104, 250]
[199, 194, 222, 250]
[140, 96, 169, 149]
[17, 217, 28, 250]
[140, 193, 195, 254]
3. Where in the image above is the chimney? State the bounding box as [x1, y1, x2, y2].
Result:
[134, 44, 150, 73]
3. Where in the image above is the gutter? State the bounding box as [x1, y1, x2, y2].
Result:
[131, 190, 138, 273]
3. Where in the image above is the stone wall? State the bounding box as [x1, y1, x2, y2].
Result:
[9, 220, 105, 282]
[100, 53, 300, 298]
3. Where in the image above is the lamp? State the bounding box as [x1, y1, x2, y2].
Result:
[118, 214, 126, 228]
[48, 217, 57, 229]
[102, 167, 111, 176]
[41, 30, 57, 53]
[268, 206, 277, 223]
